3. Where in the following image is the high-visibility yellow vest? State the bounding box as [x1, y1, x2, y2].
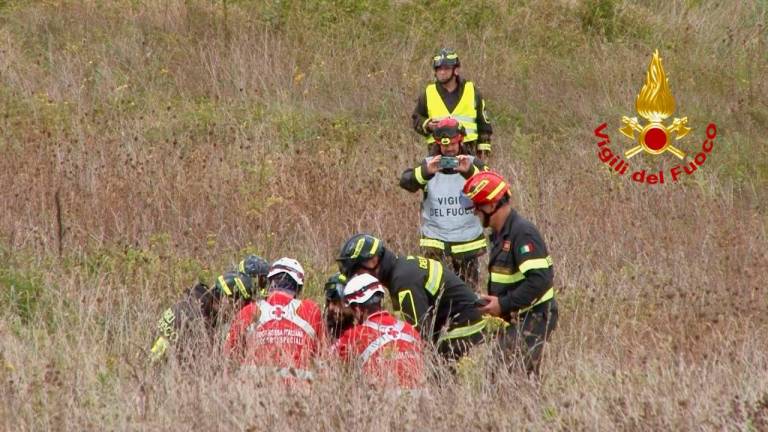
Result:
[425, 81, 478, 143]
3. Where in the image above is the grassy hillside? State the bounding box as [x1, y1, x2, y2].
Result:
[1, 0, 767, 430]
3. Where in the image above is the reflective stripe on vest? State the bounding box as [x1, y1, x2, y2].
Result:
[414, 166, 427, 185]
[398, 290, 418, 327]
[425, 81, 478, 143]
[519, 256, 554, 273]
[517, 287, 555, 314]
[489, 255, 554, 284]
[436, 318, 487, 344]
[490, 255, 555, 314]
[255, 300, 317, 340]
[490, 271, 525, 284]
[359, 320, 418, 365]
[425, 259, 444, 296]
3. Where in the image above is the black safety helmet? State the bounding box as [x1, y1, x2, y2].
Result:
[336, 234, 385, 278]
[432, 48, 460, 69]
[324, 272, 348, 303]
[214, 271, 254, 301]
[238, 255, 270, 279]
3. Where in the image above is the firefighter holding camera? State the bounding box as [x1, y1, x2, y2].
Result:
[400, 118, 488, 292]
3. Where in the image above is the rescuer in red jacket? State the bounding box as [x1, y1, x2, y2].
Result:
[334, 273, 425, 389]
[225, 257, 324, 380]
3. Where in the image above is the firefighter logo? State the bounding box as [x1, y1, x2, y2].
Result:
[620, 50, 690, 159]
[592, 50, 718, 185]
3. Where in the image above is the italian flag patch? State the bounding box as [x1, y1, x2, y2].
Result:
[519, 242, 534, 255]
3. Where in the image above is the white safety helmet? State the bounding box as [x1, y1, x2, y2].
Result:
[267, 257, 305, 286]
[343, 273, 386, 306]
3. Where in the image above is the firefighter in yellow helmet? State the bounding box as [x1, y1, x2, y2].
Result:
[412, 48, 493, 161]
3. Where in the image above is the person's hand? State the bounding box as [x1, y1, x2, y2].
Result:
[426, 120, 440, 132]
[456, 155, 473, 174]
[425, 155, 442, 175]
[478, 294, 502, 317]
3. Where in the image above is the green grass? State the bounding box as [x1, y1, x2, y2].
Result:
[1, 0, 767, 430]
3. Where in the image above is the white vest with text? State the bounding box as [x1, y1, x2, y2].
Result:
[421, 158, 483, 242]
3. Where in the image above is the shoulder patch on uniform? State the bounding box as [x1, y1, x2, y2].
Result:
[519, 242, 534, 255]
[502, 240, 511, 252]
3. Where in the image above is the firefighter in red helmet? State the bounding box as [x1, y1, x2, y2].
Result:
[400, 117, 488, 292]
[462, 171, 559, 377]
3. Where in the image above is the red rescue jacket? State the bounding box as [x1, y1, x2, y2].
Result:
[335, 311, 425, 389]
[226, 291, 324, 372]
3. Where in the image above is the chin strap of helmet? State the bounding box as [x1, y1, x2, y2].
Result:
[477, 194, 509, 221]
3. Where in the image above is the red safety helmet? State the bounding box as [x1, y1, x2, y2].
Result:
[432, 118, 465, 146]
[461, 171, 510, 209]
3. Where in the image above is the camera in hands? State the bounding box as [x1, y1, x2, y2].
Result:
[439, 156, 459, 170]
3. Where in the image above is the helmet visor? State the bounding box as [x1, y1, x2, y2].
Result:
[267, 265, 303, 285]
[433, 125, 462, 140]
[432, 53, 459, 68]
[343, 282, 385, 306]
[325, 283, 345, 302]
[269, 273, 299, 293]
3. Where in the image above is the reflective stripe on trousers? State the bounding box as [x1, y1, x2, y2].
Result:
[419, 237, 487, 255]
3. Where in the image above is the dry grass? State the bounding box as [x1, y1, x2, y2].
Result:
[1, 0, 767, 430]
